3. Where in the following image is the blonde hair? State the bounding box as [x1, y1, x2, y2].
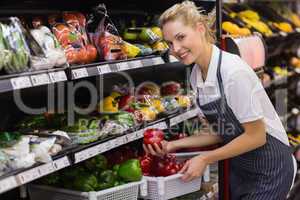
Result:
[159, 0, 216, 43]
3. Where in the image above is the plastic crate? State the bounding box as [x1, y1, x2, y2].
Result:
[140, 174, 202, 200]
[28, 181, 143, 200]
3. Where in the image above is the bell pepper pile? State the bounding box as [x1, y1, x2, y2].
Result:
[139, 154, 184, 177]
[140, 128, 184, 177]
[41, 154, 142, 192]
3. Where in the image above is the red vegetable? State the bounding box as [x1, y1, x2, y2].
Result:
[119, 95, 135, 110]
[143, 129, 164, 145]
[139, 155, 154, 176]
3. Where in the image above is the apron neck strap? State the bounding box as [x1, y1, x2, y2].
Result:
[216, 50, 225, 98]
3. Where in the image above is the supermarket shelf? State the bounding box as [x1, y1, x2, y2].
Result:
[0, 68, 68, 93]
[0, 108, 199, 195]
[70, 55, 165, 80]
[0, 55, 169, 92]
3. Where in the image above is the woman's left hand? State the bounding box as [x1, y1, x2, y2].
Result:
[179, 155, 208, 182]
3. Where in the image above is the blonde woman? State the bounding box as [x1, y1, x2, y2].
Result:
[144, 1, 296, 199]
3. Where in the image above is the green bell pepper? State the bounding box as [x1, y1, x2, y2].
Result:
[118, 159, 142, 182]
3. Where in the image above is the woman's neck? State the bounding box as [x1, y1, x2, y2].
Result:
[195, 43, 213, 81]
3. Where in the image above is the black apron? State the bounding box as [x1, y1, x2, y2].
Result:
[196, 50, 294, 200]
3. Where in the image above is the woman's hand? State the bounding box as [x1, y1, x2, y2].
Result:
[179, 155, 208, 182]
[143, 140, 176, 157]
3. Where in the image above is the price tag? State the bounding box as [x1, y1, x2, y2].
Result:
[97, 143, 106, 153]
[0, 176, 18, 193]
[142, 58, 153, 66]
[11, 77, 32, 90]
[169, 55, 179, 63]
[49, 71, 67, 83]
[17, 168, 41, 184]
[136, 129, 144, 138]
[116, 62, 129, 71]
[31, 74, 50, 86]
[170, 115, 182, 126]
[157, 122, 167, 130]
[53, 156, 70, 169]
[38, 163, 55, 176]
[128, 132, 136, 142]
[88, 146, 99, 157]
[110, 64, 119, 72]
[279, 31, 288, 37]
[74, 149, 90, 163]
[152, 57, 164, 65]
[129, 60, 143, 69]
[105, 140, 113, 151]
[72, 68, 88, 79]
[97, 64, 111, 75]
[116, 137, 124, 147]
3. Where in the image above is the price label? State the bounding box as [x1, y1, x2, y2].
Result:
[128, 132, 136, 142]
[88, 146, 99, 157]
[136, 129, 144, 138]
[97, 143, 106, 153]
[11, 77, 32, 90]
[152, 57, 164, 65]
[17, 168, 41, 184]
[105, 140, 113, 151]
[116, 62, 129, 71]
[110, 64, 119, 72]
[74, 149, 90, 163]
[129, 60, 143, 69]
[169, 55, 179, 63]
[49, 71, 67, 83]
[142, 59, 153, 66]
[72, 68, 88, 79]
[31, 74, 50, 86]
[279, 31, 288, 37]
[115, 137, 124, 147]
[38, 163, 55, 176]
[97, 64, 111, 75]
[0, 177, 18, 193]
[155, 122, 167, 130]
[170, 116, 182, 126]
[53, 156, 70, 169]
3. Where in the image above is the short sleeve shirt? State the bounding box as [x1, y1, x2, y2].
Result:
[190, 45, 289, 146]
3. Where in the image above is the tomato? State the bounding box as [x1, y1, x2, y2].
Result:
[119, 95, 135, 110]
[143, 129, 164, 145]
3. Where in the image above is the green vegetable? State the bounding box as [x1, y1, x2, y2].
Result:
[73, 173, 98, 192]
[112, 164, 120, 177]
[85, 154, 108, 172]
[0, 132, 21, 148]
[118, 159, 142, 182]
[97, 170, 116, 190]
[16, 115, 47, 131]
[113, 112, 135, 127]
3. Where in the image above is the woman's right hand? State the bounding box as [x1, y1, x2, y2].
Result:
[143, 140, 176, 157]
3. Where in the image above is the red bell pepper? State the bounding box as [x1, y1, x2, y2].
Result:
[143, 129, 164, 145]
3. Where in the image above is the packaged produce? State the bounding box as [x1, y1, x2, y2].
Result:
[87, 4, 126, 61]
[30, 25, 67, 70]
[0, 18, 30, 74]
[161, 81, 182, 96]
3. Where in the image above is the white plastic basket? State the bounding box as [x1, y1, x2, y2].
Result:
[28, 181, 143, 200]
[140, 174, 202, 200]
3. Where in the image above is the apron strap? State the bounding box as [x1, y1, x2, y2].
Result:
[216, 50, 226, 102]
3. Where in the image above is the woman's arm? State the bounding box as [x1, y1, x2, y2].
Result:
[170, 132, 222, 150]
[201, 118, 266, 164]
[179, 119, 266, 181]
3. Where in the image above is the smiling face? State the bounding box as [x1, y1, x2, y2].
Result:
[162, 19, 208, 65]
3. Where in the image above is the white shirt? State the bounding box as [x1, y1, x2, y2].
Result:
[190, 45, 290, 146]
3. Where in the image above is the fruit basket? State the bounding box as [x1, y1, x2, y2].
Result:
[28, 180, 143, 200]
[140, 174, 202, 200]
